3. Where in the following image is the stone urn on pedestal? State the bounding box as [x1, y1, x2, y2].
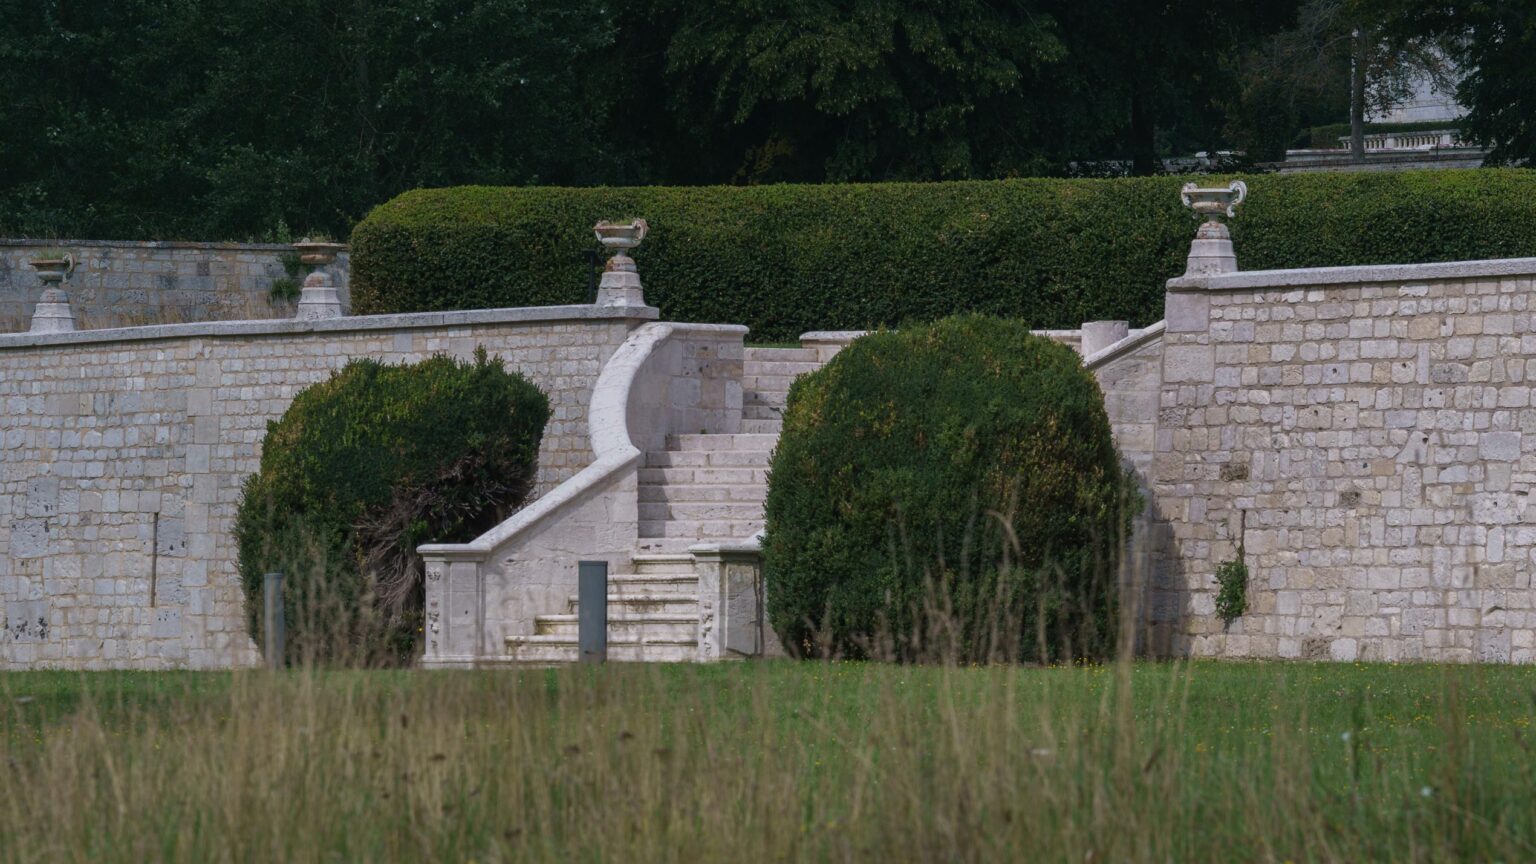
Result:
[28, 251, 77, 334]
[1181, 180, 1247, 275]
[292, 239, 347, 320]
[592, 219, 649, 307]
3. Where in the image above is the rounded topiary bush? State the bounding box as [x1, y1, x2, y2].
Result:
[235, 349, 549, 666]
[763, 315, 1134, 663]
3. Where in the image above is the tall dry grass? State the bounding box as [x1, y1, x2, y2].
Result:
[2, 659, 1533, 863]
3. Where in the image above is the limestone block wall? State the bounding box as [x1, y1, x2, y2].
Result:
[0, 239, 351, 332]
[1087, 325, 1166, 479]
[0, 306, 654, 668]
[1155, 258, 1536, 662]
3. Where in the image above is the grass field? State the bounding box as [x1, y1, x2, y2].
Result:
[2, 660, 1535, 862]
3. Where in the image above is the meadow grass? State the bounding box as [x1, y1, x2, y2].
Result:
[2, 660, 1535, 862]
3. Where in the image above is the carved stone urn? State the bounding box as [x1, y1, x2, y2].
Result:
[28, 252, 76, 334]
[292, 239, 347, 320]
[1180, 179, 1247, 275]
[592, 219, 649, 307]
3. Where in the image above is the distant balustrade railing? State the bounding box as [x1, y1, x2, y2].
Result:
[1336, 129, 1462, 151]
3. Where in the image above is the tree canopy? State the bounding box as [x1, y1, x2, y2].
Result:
[1369, 0, 1536, 167]
[5, 0, 1524, 242]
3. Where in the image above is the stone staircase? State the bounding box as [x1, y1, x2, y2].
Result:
[741, 346, 822, 433]
[503, 346, 829, 663]
[506, 553, 701, 662]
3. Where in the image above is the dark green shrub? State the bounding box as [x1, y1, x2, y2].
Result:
[235, 349, 549, 666]
[350, 169, 1536, 342]
[762, 316, 1135, 663]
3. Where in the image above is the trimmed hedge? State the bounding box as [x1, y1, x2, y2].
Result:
[762, 316, 1134, 663]
[235, 350, 549, 666]
[351, 170, 1536, 343]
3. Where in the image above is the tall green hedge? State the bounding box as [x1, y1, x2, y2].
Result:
[352, 169, 1536, 342]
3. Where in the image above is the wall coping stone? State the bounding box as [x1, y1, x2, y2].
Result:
[0, 303, 659, 351]
[0, 237, 340, 253]
[799, 330, 869, 346]
[1167, 257, 1536, 293]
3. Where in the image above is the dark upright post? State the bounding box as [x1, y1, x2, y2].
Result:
[263, 571, 285, 669]
[578, 560, 608, 663]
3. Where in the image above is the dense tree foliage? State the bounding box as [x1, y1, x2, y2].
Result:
[1369, 0, 1536, 167]
[11, 0, 1529, 241]
[0, 0, 619, 239]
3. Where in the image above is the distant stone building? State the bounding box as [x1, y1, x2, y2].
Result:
[1267, 65, 1490, 174]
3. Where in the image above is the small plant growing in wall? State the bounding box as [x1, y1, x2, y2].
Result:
[269, 252, 308, 302]
[1214, 510, 1248, 626]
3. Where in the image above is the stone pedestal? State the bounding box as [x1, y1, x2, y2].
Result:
[593, 219, 649, 308]
[295, 270, 344, 320]
[292, 241, 347, 321]
[595, 252, 645, 307]
[1180, 180, 1246, 276]
[30, 288, 76, 334]
[1185, 221, 1238, 276]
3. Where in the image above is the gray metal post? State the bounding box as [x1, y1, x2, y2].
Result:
[578, 560, 608, 663]
[263, 571, 285, 669]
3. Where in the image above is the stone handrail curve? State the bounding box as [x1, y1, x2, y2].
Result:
[417, 320, 721, 560]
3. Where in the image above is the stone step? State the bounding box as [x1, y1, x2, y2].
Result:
[565, 593, 699, 616]
[740, 419, 781, 434]
[742, 374, 798, 393]
[743, 403, 782, 420]
[638, 483, 766, 503]
[744, 347, 820, 363]
[744, 389, 788, 407]
[505, 636, 698, 664]
[638, 467, 769, 486]
[535, 613, 698, 641]
[742, 360, 822, 378]
[630, 553, 695, 575]
[669, 433, 779, 451]
[639, 519, 764, 540]
[636, 537, 706, 554]
[644, 448, 771, 469]
[639, 502, 765, 523]
[609, 573, 698, 595]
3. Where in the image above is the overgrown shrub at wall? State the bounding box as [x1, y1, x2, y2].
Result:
[762, 316, 1136, 663]
[351, 169, 1536, 342]
[234, 350, 549, 666]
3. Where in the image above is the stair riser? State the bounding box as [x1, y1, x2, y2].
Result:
[743, 361, 822, 377]
[537, 620, 698, 641]
[744, 347, 821, 364]
[639, 519, 764, 539]
[639, 468, 768, 485]
[670, 433, 780, 451]
[506, 644, 699, 664]
[639, 503, 765, 522]
[566, 597, 699, 615]
[639, 484, 766, 503]
[645, 450, 771, 469]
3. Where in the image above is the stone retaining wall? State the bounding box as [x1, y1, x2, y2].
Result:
[0, 306, 654, 668]
[1155, 258, 1536, 662]
[0, 239, 350, 332]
